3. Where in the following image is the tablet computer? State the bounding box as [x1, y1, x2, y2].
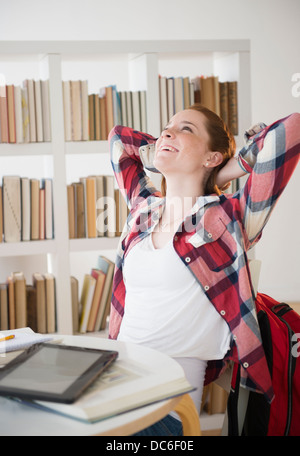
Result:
[0, 343, 118, 404]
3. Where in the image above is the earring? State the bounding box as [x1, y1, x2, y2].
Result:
[206, 162, 209, 166]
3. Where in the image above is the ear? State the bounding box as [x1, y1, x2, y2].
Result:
[206, 151, 223, 168]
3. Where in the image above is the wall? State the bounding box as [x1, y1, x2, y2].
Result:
[0, 0, 299, 301]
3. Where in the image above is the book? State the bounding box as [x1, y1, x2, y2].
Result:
[21, 177, 30, 241]
[44, 273, 56, 333]
[70, 276, 79, 334]
[23, 79, 36, 142]
[33, 341, 193, 424]
[0, 284, 8, 331]
[99, 92, 107, 139]
[88, 94, 95, 140]
[0, 85, 9, 143]
[228, 81, 238, 135]
[94, 175, 105, 237]
[14, 85, 23, 143]
[39, 187, 45, 240]
[21, 86, 30, 143]
[3, 176, 21, 242]
[6, 276, 15, 330]
[132, 91, 141, 131]
[104, 175, 116, 237]
[43, 178, 54, 240]
[13, 271, 27, 329]
[174, 77, 184, 114]
[67, 185, 75, 239]
[26, 284, 37, 332]
[62, 81, 72, 141]
[34, 80, 44, 142]
[85, 176, 97, 238]
[73, 182, 85, 238]
[219, 82, 229, 127]
[86, 269, 106, 332]
[80, 80, 89, 141]
[70, 80, 82, 141]
[167, 77, 175, 118]
[30, 178, 40, 240]
[41, 80, 51, 142]
[6, 85, 16, 143]
[0, 187, 2, 242]
[94, 256, 115, 331]
[105, 86, 114, 137]
[126, 91, 133, 128]
[115, 189, 128, 236]
[79, 274, 96, 333]
[159, 76, 168, 131]
[32, 273, 47, 334]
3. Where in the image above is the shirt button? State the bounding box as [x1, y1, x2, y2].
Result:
[185, 257, 191, 263]
[220, 310, 226, 316]
[204, 285, 209, 291]
[174, 235, 178, 241]
[243, 362, 249, 369]
[207, 233, 212, 238]
[233, 335, 237, 341]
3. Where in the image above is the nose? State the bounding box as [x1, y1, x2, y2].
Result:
[161, 127, 175, 138]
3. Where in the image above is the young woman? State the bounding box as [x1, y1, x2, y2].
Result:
[108, 104, 300, 436]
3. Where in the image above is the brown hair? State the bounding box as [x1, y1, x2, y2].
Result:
[161, 103, 236, 196]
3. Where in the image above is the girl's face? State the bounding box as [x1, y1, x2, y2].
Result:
[154, 109, 212, 177]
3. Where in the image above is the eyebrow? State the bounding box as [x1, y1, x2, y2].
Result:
[165, 120, 198, 129]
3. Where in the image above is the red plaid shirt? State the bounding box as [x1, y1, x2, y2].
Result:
[108, 113, 300, 402]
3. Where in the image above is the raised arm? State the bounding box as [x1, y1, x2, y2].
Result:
[108, 126, 159, 210]
[234, 113, 300, 248]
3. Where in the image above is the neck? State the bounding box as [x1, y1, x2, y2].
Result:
[162, 175, 205, 221]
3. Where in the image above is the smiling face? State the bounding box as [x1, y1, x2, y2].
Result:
[154, 109, 213, 178]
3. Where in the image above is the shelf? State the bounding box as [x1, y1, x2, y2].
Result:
[0, 142, 52, 156]
[0, 239, 57, 257]
[0, 40, 250, 56]
[65, 140, 109, 155]
[69, 237, 119, 252]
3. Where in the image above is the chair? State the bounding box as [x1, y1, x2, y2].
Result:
[173, 394, 201, 436]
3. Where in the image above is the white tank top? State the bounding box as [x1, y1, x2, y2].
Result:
[118, 233, 231, 412]
[118, 233, 231, 360]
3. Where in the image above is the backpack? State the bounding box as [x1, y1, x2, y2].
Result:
[227, 292, 300, 436]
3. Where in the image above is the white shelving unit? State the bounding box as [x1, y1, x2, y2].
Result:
[0, 40, 251, 334]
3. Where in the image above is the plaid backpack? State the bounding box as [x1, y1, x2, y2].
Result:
[227, 292, 300, 436]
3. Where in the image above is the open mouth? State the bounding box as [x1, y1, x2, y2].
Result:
[160, 145, 179, 153]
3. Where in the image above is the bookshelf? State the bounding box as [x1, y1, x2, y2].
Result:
[0, 40, 251, 334]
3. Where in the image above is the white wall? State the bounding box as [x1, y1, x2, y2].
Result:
[0, 0, 299, 301]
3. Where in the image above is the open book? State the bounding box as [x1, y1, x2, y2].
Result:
[28, 337, 194, 423]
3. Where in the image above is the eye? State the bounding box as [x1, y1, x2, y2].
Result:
[182, 126, 193, 132]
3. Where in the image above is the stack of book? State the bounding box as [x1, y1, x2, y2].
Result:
[77, 256, 115, 334]
[0, 176, 54, 243]
[67, 175, 128, 239]
[0, 80, 51, 143]
[0, 271, 56, 334]
[159, 75, 238, 135]
[62, 80, 147, 141]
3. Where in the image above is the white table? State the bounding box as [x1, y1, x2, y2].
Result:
[0, 336, 184, 436]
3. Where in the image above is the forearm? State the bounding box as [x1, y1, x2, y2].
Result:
[108, 126, 158, 207]
[216, 156, 247, 190]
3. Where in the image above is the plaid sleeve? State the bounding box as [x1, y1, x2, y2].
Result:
[108, 126, 160, 210]
[237, 113, 300, 247]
